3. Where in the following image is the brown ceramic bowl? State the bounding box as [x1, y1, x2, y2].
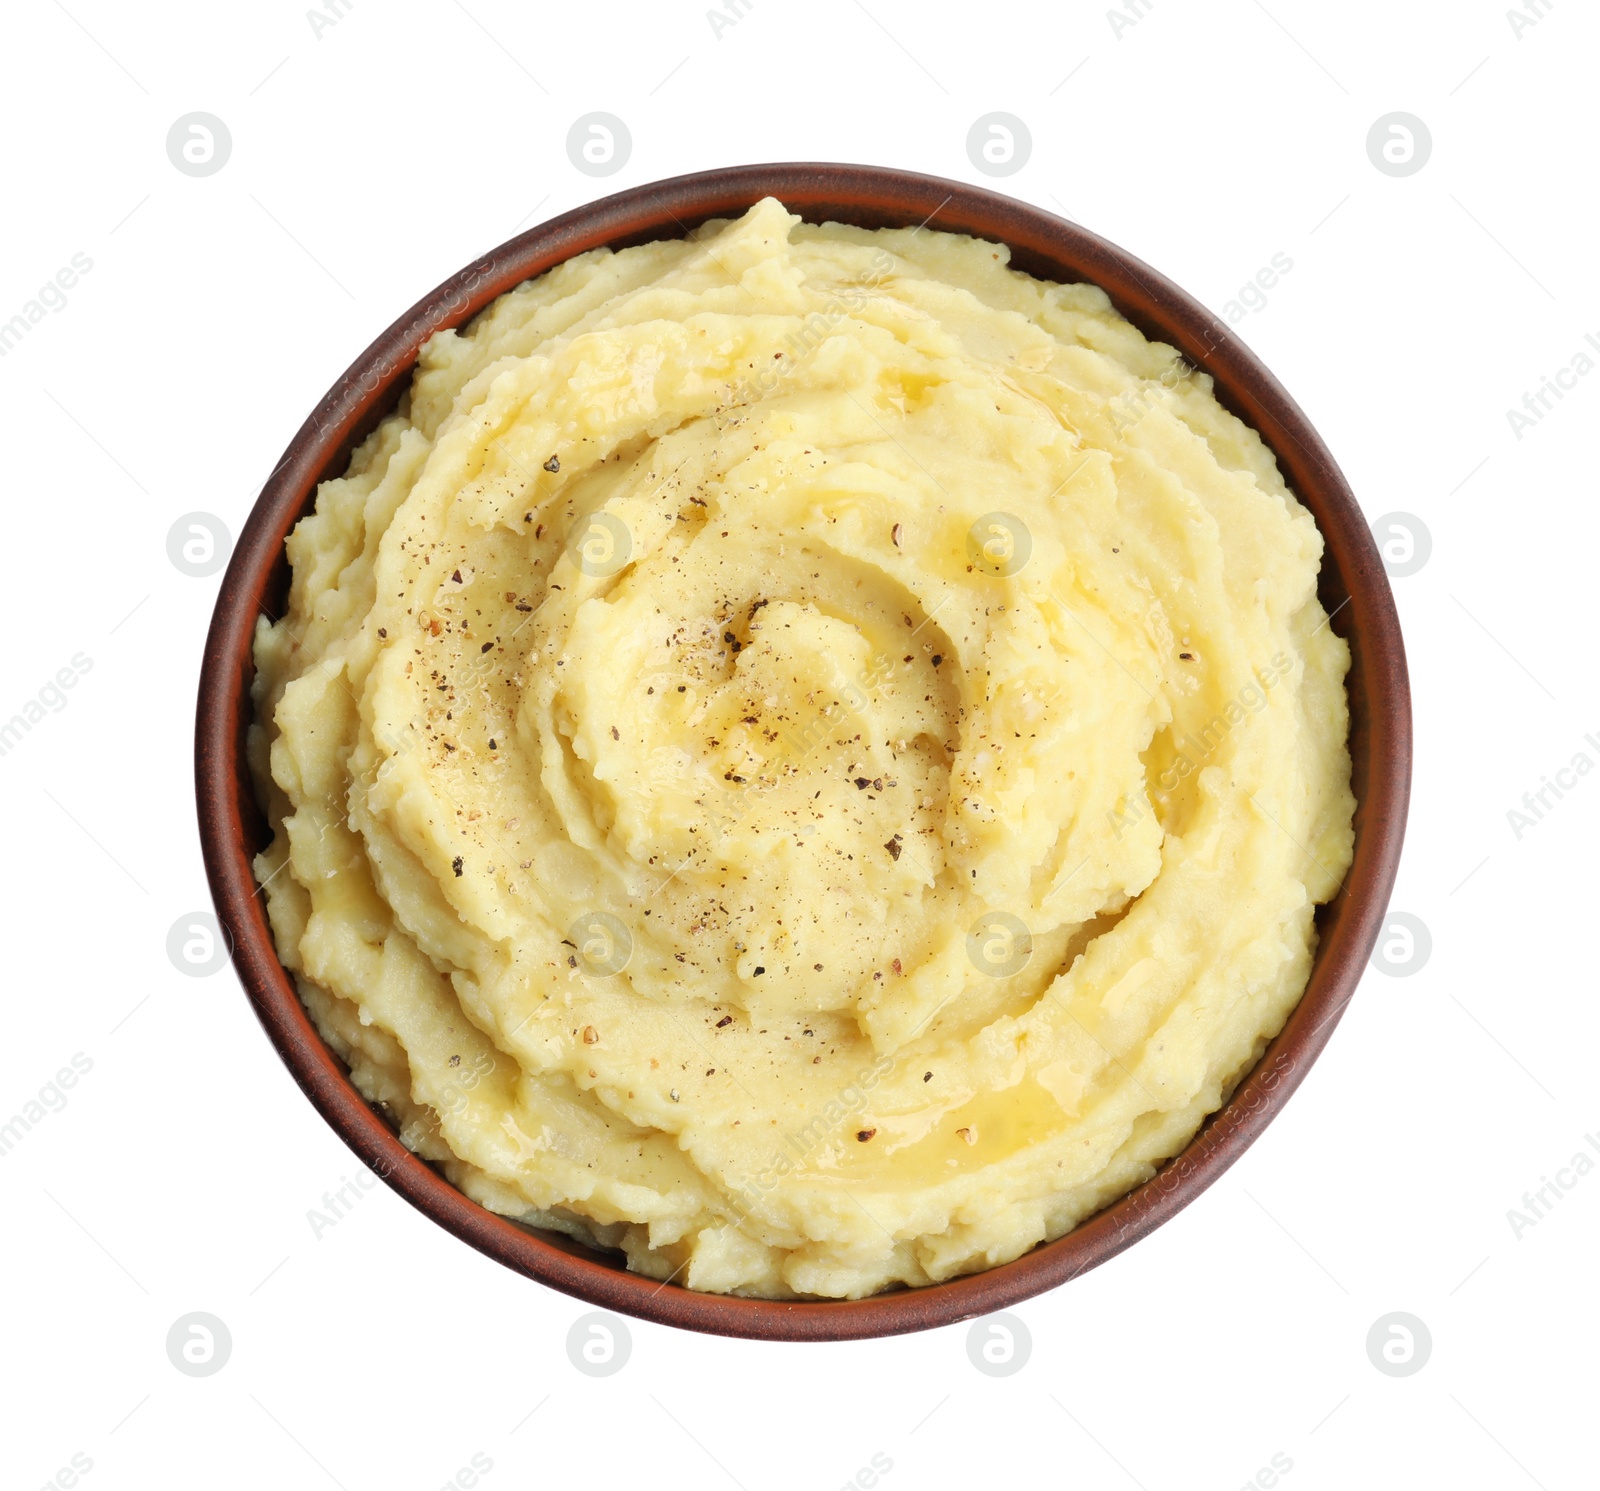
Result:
[196, 162, 1410, 1341]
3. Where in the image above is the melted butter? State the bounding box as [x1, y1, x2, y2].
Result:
[795, 1077, 1068, 1186]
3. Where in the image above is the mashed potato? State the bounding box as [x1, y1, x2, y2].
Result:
[251, 198, 1354, 1299]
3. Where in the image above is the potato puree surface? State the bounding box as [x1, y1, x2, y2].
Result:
[251, 198, 1354, 1299]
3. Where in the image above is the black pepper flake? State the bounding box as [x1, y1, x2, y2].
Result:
[543, 454, 560, 473]
[716, 1015, 733, 1028]
[489, 739, 497, 750]
[931, 654, 943, 667]
[854, 777, 870, 790]
[611, 725, 620, 740]
[451, 856, 464, 876]
[480, 642, 493, 653]
[451, 569, 463, 583]
[753, 966, 765, 976]
[856, 1128, 877, 1142]
[923, 1071, 933, 1082]
[884, 836, 902, 860]
[1179, 652, 1194, 660]
[377, 627, 387, 638]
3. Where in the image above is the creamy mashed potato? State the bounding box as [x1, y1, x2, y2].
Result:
[251, 198, 1354, 1299]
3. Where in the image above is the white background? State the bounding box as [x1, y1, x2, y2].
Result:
[0, 1, 1592, 1487]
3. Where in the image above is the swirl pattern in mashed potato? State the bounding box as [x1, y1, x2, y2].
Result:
[251, 198, 1354, 1299]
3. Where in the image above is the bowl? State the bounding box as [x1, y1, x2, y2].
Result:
[195, 162, 1411, 1341]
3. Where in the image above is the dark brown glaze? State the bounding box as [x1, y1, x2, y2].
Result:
[195, 163, 1411, 1341]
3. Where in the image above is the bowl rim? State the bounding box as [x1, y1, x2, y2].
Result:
[196, 160, 1411, 1342]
